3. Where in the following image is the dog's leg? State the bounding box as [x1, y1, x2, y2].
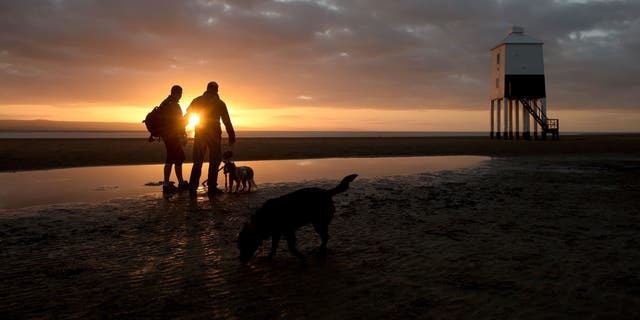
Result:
[224, 169, 229, 192]
[267, 233, 281, 260]
[313, 223, 330, 255]
[284, 231, 305, 262]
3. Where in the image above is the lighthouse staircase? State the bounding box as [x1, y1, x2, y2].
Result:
[519, 98, 560, 140]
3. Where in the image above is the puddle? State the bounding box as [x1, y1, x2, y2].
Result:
[0, 156, 488, 210]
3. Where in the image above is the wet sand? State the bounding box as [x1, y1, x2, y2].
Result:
[1, 153, 639, 318]
[2, 134, 640, 171]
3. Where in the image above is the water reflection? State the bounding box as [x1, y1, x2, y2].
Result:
[0, 156, 487, 210]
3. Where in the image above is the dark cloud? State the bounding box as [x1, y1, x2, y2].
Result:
[0, 0, 639, 111]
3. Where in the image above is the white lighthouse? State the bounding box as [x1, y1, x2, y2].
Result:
[490, 26, 559, 140]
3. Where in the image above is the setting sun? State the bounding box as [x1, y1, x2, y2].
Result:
[187, 114, 200, 131]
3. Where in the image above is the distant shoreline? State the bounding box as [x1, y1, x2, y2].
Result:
[0, 129, 488, 137]
[1, 130, 638, 139]
[1, 134, 639, 172]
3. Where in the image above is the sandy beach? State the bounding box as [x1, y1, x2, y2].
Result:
[1, 136, 640, 318]
[2, 134, 640, 171]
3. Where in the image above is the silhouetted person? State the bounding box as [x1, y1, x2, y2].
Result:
[187, 81, 236, 196]
[160, 85, 188, 193]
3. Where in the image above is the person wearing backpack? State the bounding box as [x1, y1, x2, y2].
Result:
[186, 81, 236, 197]
[159, 85, 189, 193]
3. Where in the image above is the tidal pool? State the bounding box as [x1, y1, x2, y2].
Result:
[0, 156, 488, 210]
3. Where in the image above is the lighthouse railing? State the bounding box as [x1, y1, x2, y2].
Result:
[519, 98, 560, 134]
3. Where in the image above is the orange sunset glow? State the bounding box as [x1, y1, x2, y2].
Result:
[3, 2, 640, 319]
[186, 113, 200, 132]
[0, 1, 639, 132]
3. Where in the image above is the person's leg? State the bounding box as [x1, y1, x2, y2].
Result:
[162, 163, 179, 192]
[174, 140, 187, 188]
[164, 163, 172, 184]
[162, 137, 178, 192]
[189, 136, 206, 191]
[175, 163, 184, 184]
[175, 163, 190, 191]
[207, 138, 222, 192]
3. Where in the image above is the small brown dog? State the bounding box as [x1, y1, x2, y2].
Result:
[223, 160, 257, 192]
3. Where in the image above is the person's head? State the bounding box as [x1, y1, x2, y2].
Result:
[207, 81, 218, 93]
[170, 85, 182, 100]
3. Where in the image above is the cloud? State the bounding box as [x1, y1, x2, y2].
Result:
[0, 0, 639, 113]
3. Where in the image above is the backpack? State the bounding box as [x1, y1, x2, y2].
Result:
[142, 106, 168, 141]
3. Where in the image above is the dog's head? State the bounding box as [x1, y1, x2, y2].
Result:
[223, 160, 236, 174]
[237, 222, 262, 264]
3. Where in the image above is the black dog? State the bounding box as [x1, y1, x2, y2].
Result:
[237, 174, 358, 264]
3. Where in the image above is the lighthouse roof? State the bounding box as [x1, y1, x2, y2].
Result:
[492, 26, 543, 50]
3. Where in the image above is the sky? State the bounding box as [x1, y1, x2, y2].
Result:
[1, 0, 639, 132]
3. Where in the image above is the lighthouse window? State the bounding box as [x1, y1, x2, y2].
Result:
[496, 78, 499, 88]
[497, 53, 500, 65]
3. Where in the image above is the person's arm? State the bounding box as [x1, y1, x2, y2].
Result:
[185, 99, 195, 118]
[173, 103, 186, 135]
[220, 101, 236, 144]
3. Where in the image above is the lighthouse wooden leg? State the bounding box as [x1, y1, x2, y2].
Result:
[503, 98, 509, 139]
[523, 106, 530, 140]
[508, 99, 514, 139]
[515, 100, 520, 139]
[490, 100, 495, 139]
[496, 99, 501, 139]
[533, 102, 539, 141]
[541, 98, 548, 140]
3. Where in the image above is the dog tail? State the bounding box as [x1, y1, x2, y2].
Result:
[327, 174, 358, 196]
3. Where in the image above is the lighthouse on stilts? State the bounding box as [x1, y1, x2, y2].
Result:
[490, 26, 559, 140]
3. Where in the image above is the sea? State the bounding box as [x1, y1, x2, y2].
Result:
[0, 130, 490, 139]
